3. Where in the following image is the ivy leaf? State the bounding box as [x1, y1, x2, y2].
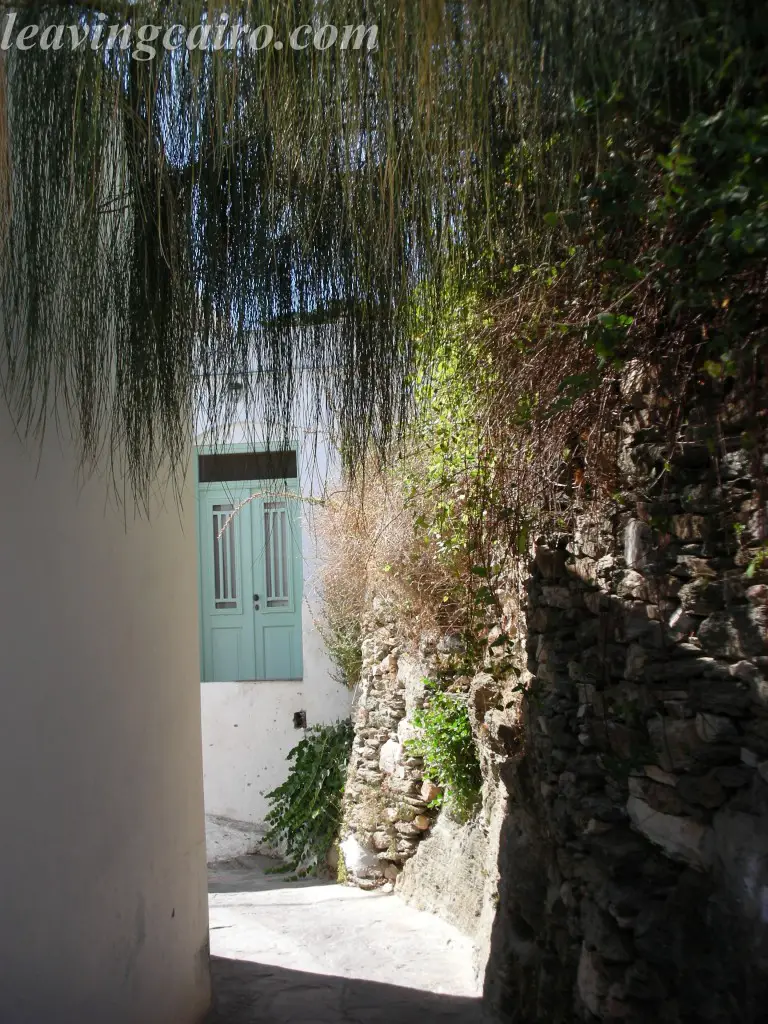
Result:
[597, 312, 634, 329]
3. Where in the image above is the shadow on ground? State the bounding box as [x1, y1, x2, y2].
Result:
[208, 853, 331, 894]
[206, 955, 487, 1024]
[206, 853, 489, 1022]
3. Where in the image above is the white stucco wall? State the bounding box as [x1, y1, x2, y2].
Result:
[201, 672, 352, 828]
[0, 405, 210, 1024]
[199, 415, 353, 832]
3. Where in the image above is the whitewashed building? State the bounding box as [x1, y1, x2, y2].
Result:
[196, 411, 352, 858]
[0, 403, 211, 1024]
[0, 382, 350, 1023]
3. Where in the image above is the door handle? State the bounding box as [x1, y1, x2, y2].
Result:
[253, 594, 260, 609]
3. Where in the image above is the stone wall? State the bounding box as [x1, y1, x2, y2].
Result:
[338, 620, 504, 976]
[339, 370, 767, 1023]
[338, 628, 438, 889]
[396, 781, 505, 978]
[482, 373, 768, 1023]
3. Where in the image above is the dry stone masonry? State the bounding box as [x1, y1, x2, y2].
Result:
[487, 372, 768, 1023]
[339, 628, 439, 889]
[339, 621, 505, 972]
[340, 367, 767, 1023]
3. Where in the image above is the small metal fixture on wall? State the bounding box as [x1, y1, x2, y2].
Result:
[293, 710, 307, 729]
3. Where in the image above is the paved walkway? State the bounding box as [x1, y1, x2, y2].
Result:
[206, 855, 487, 1023]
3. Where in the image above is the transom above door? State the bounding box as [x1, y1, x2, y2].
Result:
[196, 444, 303, 682]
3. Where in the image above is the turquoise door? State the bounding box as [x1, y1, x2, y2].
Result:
[252, 496, 303, 679]
[197, 449, 303, 681]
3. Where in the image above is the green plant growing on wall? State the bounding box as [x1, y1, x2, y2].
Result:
[407, 680, 482, 820]
[264, 720, 354, 874]
[746, 543, 768, 579]
[318, 615, 363, 689]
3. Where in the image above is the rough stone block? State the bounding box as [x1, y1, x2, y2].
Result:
[622, 603, 664, 646]
[624, 644, 648, 681]
[698, 610, 765, 660]
[396, 653, 428, 711]
[586, 828, 651, 874]
[647, 716, 703, 772]
[534, 544, 568, 580]
[378, 652, 398, 674]
[721, 449, 751, 480]
[583, 589, 608, 616]
[607, 723, 647, 761]
[581, 898, 635, 963]
[421, 780, 441, 803]
[617, 569, 650, 601]
[624, 519, 656, 570]
[572, 557, 599, 584]
[676, 772, 727, 809]
[742, 718, 768, 756]
[577, 944, 609, 1016]
[643, 764, 678, 786]
[395, 820, 421, 837]
[678, 578, 723, 615]
[668, 607, 698, 635]
[712, 764, 753, 789]
[713, 805, 768, 929]
[373, 831, 392, 851]
[383, 861, 401, 882]
[529, 604, 568, 633]
[645, 655, 713, 682]
[629, 776, 687, 816]
[469, 672, 499, 722]
[626, 796, 714, 869]
[340, 834, 382, 878]
[695, 712, 738, 743]
[541, 584, 573, 609]
[670, 514, 708, 541]
[671, 443, 711, 469]
[692, 677, 751, 716]
[379, 738, 403, 774]
[397, 716, 420, 745]
[622, 960, 667, 1002]
[730, 659, 761, 683]
[673, 555, 717, 579]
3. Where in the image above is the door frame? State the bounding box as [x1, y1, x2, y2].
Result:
[194, 438, 303, 683]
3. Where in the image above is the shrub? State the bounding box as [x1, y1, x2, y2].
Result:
[264, 720, 354, 873]
[408, 680, 482, 821]
[318, 613, 363, 689]
[315, 462, 462, 643]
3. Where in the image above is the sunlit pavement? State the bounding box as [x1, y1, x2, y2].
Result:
[206, 855, 487, 1023]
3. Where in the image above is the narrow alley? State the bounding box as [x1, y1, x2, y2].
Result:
[205, 855, 486, 1024]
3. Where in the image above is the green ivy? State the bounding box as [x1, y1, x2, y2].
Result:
[401, 280, 507, 630]
[407, 680, 482, 821]
[586, 102, 768, 366]
[264, 720, 354, 873]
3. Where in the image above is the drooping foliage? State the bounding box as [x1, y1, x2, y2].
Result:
[314, 0, 767, 656]
[0, 0, 764, 505]
[264, 718, 354, 873]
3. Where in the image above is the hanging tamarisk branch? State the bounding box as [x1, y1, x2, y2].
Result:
[0, 1, 752, 507]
